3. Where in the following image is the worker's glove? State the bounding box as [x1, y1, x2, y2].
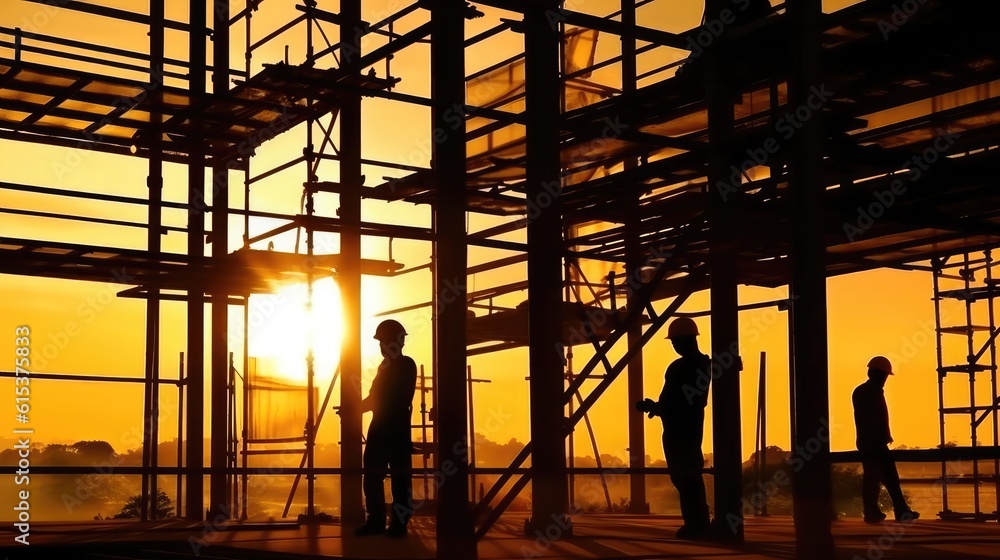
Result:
[635, 398, 657, 418]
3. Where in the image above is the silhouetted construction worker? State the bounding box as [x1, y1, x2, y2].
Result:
[636, 317, 712, 539]
[354, 319, 417, 538]
[852, 356, 920, 523]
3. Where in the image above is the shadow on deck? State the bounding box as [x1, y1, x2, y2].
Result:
[2, 514, 1000, 559]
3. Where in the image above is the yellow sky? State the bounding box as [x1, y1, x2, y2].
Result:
[1, 0, 978, 474]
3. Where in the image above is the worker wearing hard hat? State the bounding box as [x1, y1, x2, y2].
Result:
[354, 319, 418, 538]
[636, 317, 713, 539]
[852, 356, 920, 523]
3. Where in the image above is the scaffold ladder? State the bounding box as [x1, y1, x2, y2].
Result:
[932, 251, 1000, 521]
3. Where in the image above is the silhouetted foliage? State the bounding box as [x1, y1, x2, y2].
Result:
[71, 440, 116, 461]
[113, 489, 174, 519]
[742, 447, 898, 517]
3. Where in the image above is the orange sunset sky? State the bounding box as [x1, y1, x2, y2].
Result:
[0, 0, 985, 480]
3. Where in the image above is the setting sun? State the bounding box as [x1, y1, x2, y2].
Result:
[247, 278, 344, 384]
[6, 0, 1000, 557]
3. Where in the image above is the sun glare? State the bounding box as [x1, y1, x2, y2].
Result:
[248, 278, 344, 384]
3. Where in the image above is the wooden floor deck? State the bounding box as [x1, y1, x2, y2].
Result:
[2, 514, 999, 559]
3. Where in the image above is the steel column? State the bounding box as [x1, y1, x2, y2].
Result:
[177, 353, 185, 517]
[185, 0, 207, 521]
[304, 7, 318, 522]
[524, 0, 570, 537]
[704, 0, 743, 541]
[339, 0, 365, 526]
[431, 0, 475, 557]
[621, 0, 647, 515]
[209, 0, 231, 521]
[787, 0, 835, 556]
[142, 0, 165, 522]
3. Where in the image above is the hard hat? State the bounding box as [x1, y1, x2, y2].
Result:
[867, 355, 893, 375]
[374, 319, 407, 342]
[666, 317, 699, 339]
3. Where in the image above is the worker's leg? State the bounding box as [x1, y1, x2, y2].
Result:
[388, 436, 414, 529]
[878, 450, 909, 512]
[362, 441, 389, 524]
[860, 452, 883, 516]
[670, 468, 709, 530]
[666, 434, 709, 531]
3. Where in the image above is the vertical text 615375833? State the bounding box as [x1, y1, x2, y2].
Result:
[13, 325, 33, 546]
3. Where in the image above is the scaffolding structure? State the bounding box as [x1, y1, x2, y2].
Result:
[3, 1, 1000, 559]
[933, 251, 1000, 521]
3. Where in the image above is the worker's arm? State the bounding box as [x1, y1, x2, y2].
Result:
[399, 358, 417, 413]
[360, 395, 373, 413]
[635, 398, 661, 418]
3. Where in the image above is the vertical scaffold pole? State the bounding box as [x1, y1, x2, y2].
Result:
[339, 0, 366, 526]
[209, 0, 232, 522]
[524, 0, 570, 538]
[621, 0, 647, 515]
[705, 0, 743, 541]
[788, 0, 835, 556]
[186, 0, 208, 521]
[432, 0, 475, 557]
[143, 0, 165, 523]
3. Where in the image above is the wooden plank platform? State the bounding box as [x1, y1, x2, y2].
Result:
[3, 514, 999, 559]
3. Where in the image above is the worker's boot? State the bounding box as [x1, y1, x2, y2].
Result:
[386, 507, 410, 538]
[894, 509, 920, 523]
[676, 504, 711, 540]
[385, 520, 408, 538]
[353, 516, 386, 537]
[676, 523, 710, 540]
[863, 510, 886, 524]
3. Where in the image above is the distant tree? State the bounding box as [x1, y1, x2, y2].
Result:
[71, 440, 116, 461]
[831, 464, 894, 517]
[38, 444, 77, 465]
[613, 497, 630, 512]
[741, 451, 897, 517]
[113, 490, 174, 519]
[940, 440, 959, 448]
[744, 445, 787, 468]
